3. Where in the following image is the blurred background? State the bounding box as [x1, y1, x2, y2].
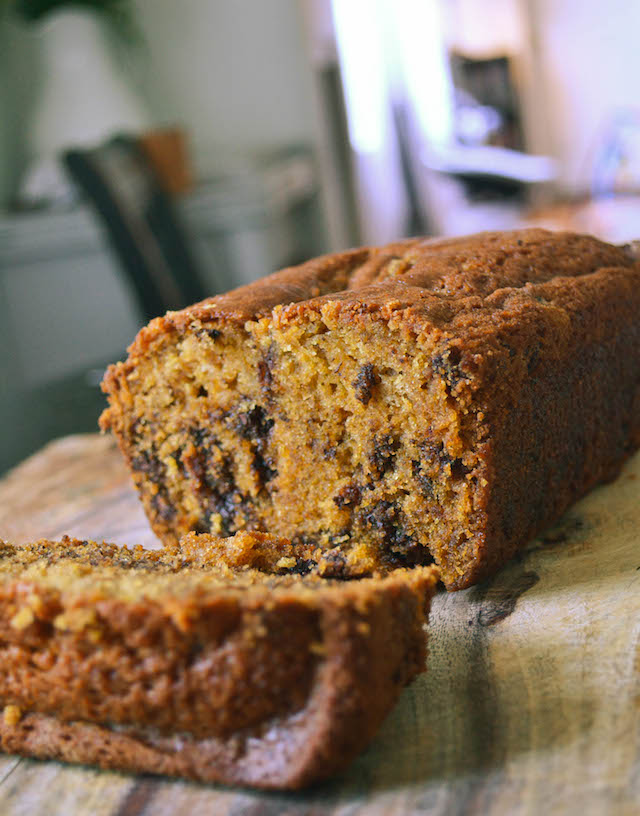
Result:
[1, 0, 640, 474]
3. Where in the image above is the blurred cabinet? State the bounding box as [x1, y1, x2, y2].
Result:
[0, 148, 325, 474]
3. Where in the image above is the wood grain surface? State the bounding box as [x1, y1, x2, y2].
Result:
[0, 434, 638, 816]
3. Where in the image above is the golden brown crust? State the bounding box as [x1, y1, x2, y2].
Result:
[100, 229, 631, 392]
[0, 535, 438, 788]
[101, 229, 640, 589]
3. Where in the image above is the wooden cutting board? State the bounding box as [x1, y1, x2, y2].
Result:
[0, 434, 638, 816]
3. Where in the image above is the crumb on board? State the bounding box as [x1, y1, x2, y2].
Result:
[3, 705, 22, 726]
[276, 556, 297, 570]
[53, 608, 96, 632]
[10, 607, 34, 630]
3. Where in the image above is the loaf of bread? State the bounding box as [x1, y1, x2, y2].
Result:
[0, 533, 438, 788]
[101, 229, 640, 589]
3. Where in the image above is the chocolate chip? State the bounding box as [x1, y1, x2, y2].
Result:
[251, 452, 277, 484]
[352, 363, 380, 405]
[421, 440, 451, 469]
[357, 500, 422, 565]
[333, 483, 362, 508]
[258, 344, 277, 400]
[186, 428, 255, 535]
[200, 484, 253, 538]
[432, 347, 465, 392]
[412, 460, 434, 498]
[230, 406, 277, 485]
[290, 532, 316, 551]
[230, 405, 274, 442]
[150, 491, 176, 522]
[280, 558, 317, 577]
[196, 327, 222, 343]
[318, 548, 349, 579]
[129, 418, 148, 445]
[191, 427, 211, 449]
[170, 447, 185, 475]
[450, 459, 470, 480]
[418, 441, 469, 481]
[131, 450, 165, 485]
[359, 499, 398, 533]
[370, 435, 400, 478]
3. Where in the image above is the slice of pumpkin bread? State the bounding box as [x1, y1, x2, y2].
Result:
[0, 533, 438, 789]
[101, 229, 640, 588]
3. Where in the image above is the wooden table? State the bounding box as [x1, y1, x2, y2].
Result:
[0, 434, 638, 815]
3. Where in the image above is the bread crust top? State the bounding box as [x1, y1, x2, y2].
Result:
[102, 229, 637, 389]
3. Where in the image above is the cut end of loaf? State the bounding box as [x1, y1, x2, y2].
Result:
[102, 297, 488, 588]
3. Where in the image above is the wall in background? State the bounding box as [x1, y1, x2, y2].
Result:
[0, 0, 316, 207]
[0, 24, 8, 206]
[2, 0, 640, 207]
[440, 0, 640, 198]
[446, 0, 526, 56]
[529, 0, 640, 196]
[133, 0, 316, 174]
[0, 14, 39, 208]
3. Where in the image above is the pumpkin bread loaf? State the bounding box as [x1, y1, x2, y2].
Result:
[101, 229, 640, 589]
[0, 533, 438, 788]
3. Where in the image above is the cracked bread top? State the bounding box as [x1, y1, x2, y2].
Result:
[101, 229, 640, 451]
[102, 229, 637, 390]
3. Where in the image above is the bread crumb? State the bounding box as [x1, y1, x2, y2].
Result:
[209, 513, 223, 535]
[3, 705, 21, 726]
[276, 556, 296, 570]
[10, 607, 34, 630]
[26, 593, 44, 614]
[54, 608, 96, 632]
